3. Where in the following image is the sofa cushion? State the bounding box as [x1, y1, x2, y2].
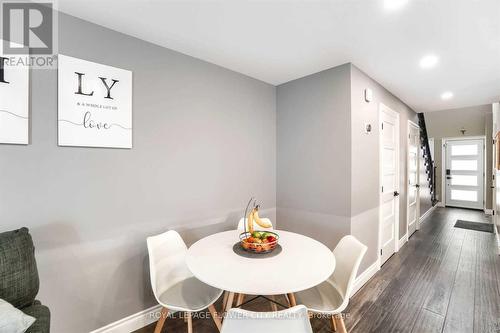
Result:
[22, 301, 50, 333]
[0, 228, 40, 309]
[0, 298, 36, 333]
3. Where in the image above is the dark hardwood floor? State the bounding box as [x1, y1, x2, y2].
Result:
[134, 207, 500, 333]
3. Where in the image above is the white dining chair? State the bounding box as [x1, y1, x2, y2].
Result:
[221, 305, 313, 333]
[293, 235, 367, 333]
[237, 217, 274, 232]
[147, 230, 224, 333]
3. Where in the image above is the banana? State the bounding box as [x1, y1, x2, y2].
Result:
[253, 208, 272, 228]
[247, 209, 255, 234]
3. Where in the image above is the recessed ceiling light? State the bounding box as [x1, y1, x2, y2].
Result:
[419, 54, 439, 69]
[384, 0, 409, 10]
[441, 91, 454, 100]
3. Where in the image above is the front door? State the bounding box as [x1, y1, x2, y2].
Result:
[407, 122, 420, 236]
[445, 139, 484, 210]
[380, 105, 399, 265]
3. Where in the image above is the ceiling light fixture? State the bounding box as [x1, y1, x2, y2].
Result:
[384, 0, 409, 10]
[419, 54, 439, 69]
[441, 91, 454, 100]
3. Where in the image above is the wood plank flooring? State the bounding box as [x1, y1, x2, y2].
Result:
[133, 207, 500, 333]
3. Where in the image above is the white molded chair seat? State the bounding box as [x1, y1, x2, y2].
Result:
[295, 235, 367, 322]
[157, 276, 223, 312]
[237, 217, 273, 232]
[293, 280, 344, 313]
[221, 305, 313, 333]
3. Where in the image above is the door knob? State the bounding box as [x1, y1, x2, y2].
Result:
[394, 191, 400, 197]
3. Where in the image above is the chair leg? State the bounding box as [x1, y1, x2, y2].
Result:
[154, 307, 169, 333]
[335, 314, 347, 333]
[330, 314, 337, 332]
[236, 293, 245, 307]
[186, 312, 193, 333]
[268, 295, 278, 311]
[208, 304, 222, 331]
[287, 293, 297, 307]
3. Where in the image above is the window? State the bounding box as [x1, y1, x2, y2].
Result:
[451, 160, 477, 171]
[451, 189, 477, 202]
[451, 144, 478, 156]
[451, 175, 478, 186]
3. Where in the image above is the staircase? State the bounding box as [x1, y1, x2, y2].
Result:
[417, 113, 438, 205]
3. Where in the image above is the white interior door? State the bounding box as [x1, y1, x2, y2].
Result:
[380, 105, 399, 265]
[445, 139, 484, 210]
[407, 122, 420, 237]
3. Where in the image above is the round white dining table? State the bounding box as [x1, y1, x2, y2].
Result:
[186, 230, 335, 296]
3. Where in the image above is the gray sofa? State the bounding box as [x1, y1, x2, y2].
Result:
[0, 228, 50, 333]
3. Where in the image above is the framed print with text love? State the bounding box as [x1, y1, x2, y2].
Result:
[58, 54, 132, 148]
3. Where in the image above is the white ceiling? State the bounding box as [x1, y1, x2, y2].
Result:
[58, 0, 500, 112]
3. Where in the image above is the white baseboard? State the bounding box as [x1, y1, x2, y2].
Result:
[351, 260, 380, 296]
[89, 304, 162, 333]
[420, 205, 437, 224]
[437, 201, 445, 207]
[397, 234, 408, 251]
[484, 209, 493, 215]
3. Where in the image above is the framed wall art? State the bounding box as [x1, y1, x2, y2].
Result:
[0, 40, 29, 144]
[58, 54, 132, 148]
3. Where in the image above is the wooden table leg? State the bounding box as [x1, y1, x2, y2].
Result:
[269, 295, 278, 311]
[236, 293, 245, 307]
[224, 292, 235, 312]
[222, 291, 228, 311]
[287, 293, 297, 307]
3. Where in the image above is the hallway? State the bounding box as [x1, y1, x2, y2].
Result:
[346, 207, 500, 333]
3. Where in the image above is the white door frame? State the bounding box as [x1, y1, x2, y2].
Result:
[406, 120, 420, 237]
[378, 103, 400, 266]
[441, 136, 486, 210]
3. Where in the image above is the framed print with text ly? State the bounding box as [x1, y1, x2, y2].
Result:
[58, 54, 132, 148]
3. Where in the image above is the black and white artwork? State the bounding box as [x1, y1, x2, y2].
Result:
[58, 54, 132, 148]
[0, 41, 29, 144]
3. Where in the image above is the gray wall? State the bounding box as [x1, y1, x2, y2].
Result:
[277, 63, 425, 275]
[350, 65, 422, 271]
[276, 64, 352, 251]
[0, 12, 276, 333]
[425, 105, 492, 208]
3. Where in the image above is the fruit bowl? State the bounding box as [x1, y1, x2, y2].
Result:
[240, 231, 279, 254]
